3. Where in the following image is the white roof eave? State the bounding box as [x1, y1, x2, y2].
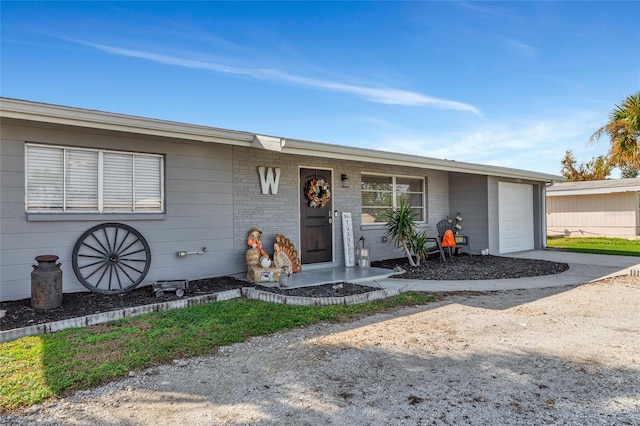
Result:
[284, 139, 562, 182]
[1, 97, 562, 183]
[0, 97, 255, 147]
[547, 187, 640, 196]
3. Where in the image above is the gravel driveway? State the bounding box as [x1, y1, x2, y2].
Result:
[3, 275, 639, 425]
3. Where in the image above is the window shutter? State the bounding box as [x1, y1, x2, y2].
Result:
[134, 155, 163, 212]
[65, 149, 98, 211]
[103, 153, 133, 211]
[26, 145, 64, 211]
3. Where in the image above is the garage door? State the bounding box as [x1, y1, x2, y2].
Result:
[498, 182, 534, 253]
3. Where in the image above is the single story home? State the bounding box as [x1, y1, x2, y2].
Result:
[1, 98, 561, 302]
[547, 178, 640, 238]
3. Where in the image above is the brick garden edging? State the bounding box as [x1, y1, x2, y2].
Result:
[241, 287, 401, 306]
[0, 289, 242, 343]
[1, 286, 403, 343]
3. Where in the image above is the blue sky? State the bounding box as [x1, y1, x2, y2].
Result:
[2, 1, 639, 177]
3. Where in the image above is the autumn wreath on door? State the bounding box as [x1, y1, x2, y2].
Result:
[306, 178, 331, 208]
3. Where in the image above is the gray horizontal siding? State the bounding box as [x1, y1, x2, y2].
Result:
[1, 123, 237, 301]
[449, 172, 489, 253]
[2, 118, 491, 301]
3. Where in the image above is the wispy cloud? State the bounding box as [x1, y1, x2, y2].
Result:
[362, 110, 605, 175]
[75, 40, 481, 114]
[500, 37, 536, 58]
[455, 1, 509, 18]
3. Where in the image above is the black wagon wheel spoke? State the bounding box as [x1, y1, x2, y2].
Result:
[119, 248, 149, 260]
[102, 227, 114, 255]
[72, 223, 151, 294]
[114, 261, 138, 284]
[113, 263, 124, 289]
[81, 261, 109, 279]
[95, 262, 112, 289]
[107, 263, 122, 292]
[80, 240, 109, 257]
[117, 239, 143, 259]
[90, 232, 112, 257]
[78, 258, 109, 268]
[115, 258, 144, 276]
[114, 228, 130, 254]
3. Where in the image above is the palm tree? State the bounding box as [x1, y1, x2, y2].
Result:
[590, 92, 640, 169]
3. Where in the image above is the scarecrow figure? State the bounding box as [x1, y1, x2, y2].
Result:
[246, 228, 281, 282]
[246, 227, 269, 260]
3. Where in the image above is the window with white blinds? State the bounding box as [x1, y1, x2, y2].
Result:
[26, 144, 164, 213]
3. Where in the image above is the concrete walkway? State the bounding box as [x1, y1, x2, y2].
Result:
[366, 250, 640, 293]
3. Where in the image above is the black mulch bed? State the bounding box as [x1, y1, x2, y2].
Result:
[1, 255, 569, 331]
[372, 254, 569, 281]
[0, 277, 376, 331]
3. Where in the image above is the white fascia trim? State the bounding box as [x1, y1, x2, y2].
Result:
[284, 139, 562, 182]
[0, 98, 254, 147]
[1, 98, 563, 182]
[252, 135, 286, 151]
[547, 188, 640, 196]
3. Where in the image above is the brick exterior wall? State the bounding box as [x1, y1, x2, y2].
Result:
[232, 146, 449, 271]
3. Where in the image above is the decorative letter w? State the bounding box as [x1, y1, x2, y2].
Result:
[258, 167, 281, 195]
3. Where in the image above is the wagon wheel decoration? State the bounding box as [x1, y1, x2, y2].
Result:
[72, 223, 151, 294]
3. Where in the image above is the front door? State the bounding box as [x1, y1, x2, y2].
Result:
[300, 168, 333, 264]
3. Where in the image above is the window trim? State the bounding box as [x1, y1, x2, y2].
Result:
[25, 143, 165, 214]
[361, 172, 426, 225]
[26, 212, 166, 222]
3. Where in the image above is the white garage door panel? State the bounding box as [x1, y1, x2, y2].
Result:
[499, 182, 534, 253]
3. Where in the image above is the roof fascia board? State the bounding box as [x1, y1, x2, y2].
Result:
[547, 187, 640, 196]
[2, 98, 563, 182]
[252, 134, 286, 151]
[0, 98, 254, 147]
[285, 139, 562, 182]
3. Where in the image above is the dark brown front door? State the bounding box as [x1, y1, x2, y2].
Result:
[300, 168, 333, 264]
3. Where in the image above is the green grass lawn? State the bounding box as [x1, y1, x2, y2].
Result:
[0, 292, 435, 412]
[546, 237, 640, 256]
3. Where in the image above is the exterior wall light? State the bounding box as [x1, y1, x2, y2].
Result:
[341, 174, 350, 188]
